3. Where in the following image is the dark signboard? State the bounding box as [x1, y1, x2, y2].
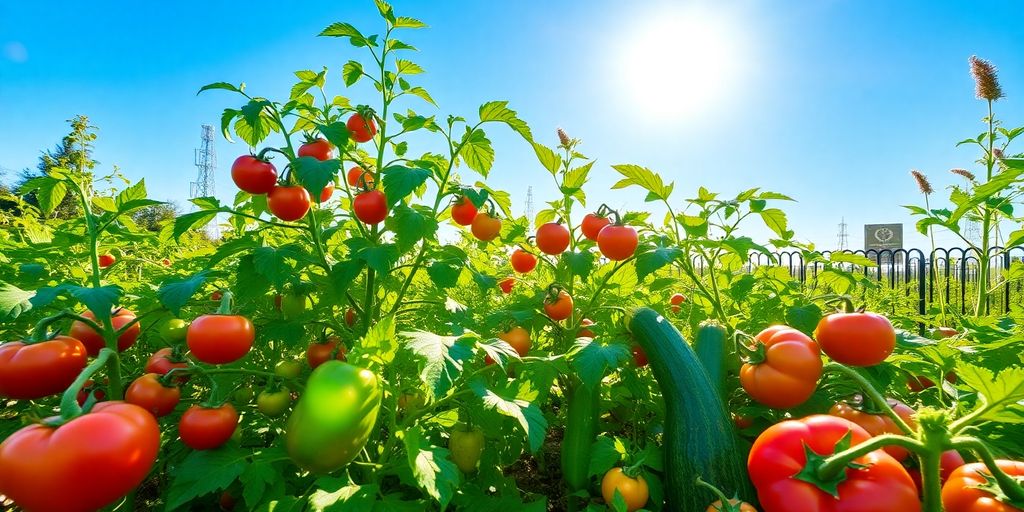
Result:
[864, 223, 903, 264]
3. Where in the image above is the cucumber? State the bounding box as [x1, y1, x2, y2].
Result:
[561, 380, 600, 491]
[693, 321, 728, 401]
[627, 308, 753, 511]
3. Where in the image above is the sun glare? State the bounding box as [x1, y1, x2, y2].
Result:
[615, 7, 745, 120]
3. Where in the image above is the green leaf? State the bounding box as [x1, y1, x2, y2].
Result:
[680, 215, 708, 237]
[393, 16, 427, 29]
[240, 451, 287, 507]
[174, 210, 217, 240]
[198, 82, 243, 95]
[158, 271, 211, 316]
[829, 252, 877, 267]
[478, 101, 533, 141]
[385, 204, 437, 252]
[308, 477, 379, 511]
[235, 99, 276, 147]
[563, 250, 595, 279]
[164, 447, 247, 511]
[115, 179, 147, 207]
[611, 164, 673, 202]
[252, 246, 292, 288]
[759, 208, 792, 239]
[786, 303, 823, 335]
[293, 156, 341, 200]
[324, 260, 364, 304]
[568, 338, 628, 389]
[396, 59, 424, 75]
[721, 237, 772, 263]
[957, 365, 1024, 424]
[317, 121, 351, 149]
[406, 86, 436, 106]
[345, 240, 399, 274]
[532, 142, 561, 175]
[0, 281, 34, 320]
[382, 166, 431, 207]
[635, 242, 682, 281]
[403, 426, 460, 508]
[587, 436, 624, 477]
[342, 60, 363, 86]
[319, 22, 369, 44]
[402, 331, 475, 399]
[459, 128, 494, 177]
[476, 337, 521, 369]
[36, 177, 68, 216]
[68, 285, 122, 318]
[469, 379, 548, 452]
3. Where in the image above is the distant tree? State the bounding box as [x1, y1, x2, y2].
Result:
[132, 202, 180, 232]
[16, 115, 98, 219]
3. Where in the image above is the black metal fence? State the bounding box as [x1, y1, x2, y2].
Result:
[703, 247, 1024, 317]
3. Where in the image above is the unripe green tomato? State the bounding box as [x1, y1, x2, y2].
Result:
[257, 390, 292, 417]
[280, 294, 307, 319]
[233, 387, 254, 404]
[449, 426, 485, 473]
[160, 318, 189, 343]
[275, 360, 303, 379]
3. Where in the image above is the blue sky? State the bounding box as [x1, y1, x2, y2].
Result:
[1, 1, 1022, 250]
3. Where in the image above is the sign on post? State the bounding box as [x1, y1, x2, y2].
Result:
[864, 224, 903, 265]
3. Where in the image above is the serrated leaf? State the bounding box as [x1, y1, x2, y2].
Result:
[403, 426, 460, 508]
[342, 60, 363, 86]
[829, 252, 878, 267]
[381, 166, 431, 207]
[611, 164, 673, 202]
[406, 86, 436, 106]
[459, 128, 494, 177]
[402, 331, 475, 399]
[958, 365, 1024, 423]
[68, 285, 122, 318]
[393, 16, 427, 29]
[568, 338, 628, 389]
[0, 281, 33, 320]
[164, 447, 247, 511]
[759, 208, 790, 239]
[396, 59, 424, 75]
[532, 142, 561, 175]
[478, 101, 532, 141]
[385, 203, 437, 252]
[469, 379, 547, 452]
[158, 271, 211, 315]
[635, 242, 682, 281]
[293, 156, 341, 200]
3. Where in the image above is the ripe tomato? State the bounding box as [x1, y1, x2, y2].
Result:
[0, 336, 87, 399]
[601, 467, 649, 512]
[345, 308, 357, 327]
[510, 249, 537, 273]
[544, 289, 574, 321]
[582, 213, 611, 241]
[187, 314, 255, 364]
[230, 155, 277, 194]
[748, 415, 920, 512]
[319, 182, 334, 202]
[125, 373, 181, 417]
[670, 293, 686, 305]
[739, 325, 822, 409]
[708, 499, 758, 512]
[449, 425, 485, 473]
[98, 253, 116, 268]
[70, 308, 141, 356]
[632, 345, 648, 367]
[160, 318, 189, 342]
[733, 414, 754, 430]
[145, 347, 189, 377]
[598, 224, 638, 261]
[942, 460, 1024, 512]
[257, 390, 292, 417]
[828, 399, 916, 460]
[268, 185, 311, 221]
[932, 327, 958, 339]
[346, 166, 375, 188]
[451, 196, 478, 226]
[536, 222, 570, 255]
[353, 189, 388, 224]
[211, 290, 223, 301]
[298, 138, 334, 161]
[161, 258, 171, 266]
[0, 401, 160, 512]
[578, 318, 596, 338]
[499, 326, 531, 356]
[275, 360, 303, 379]
[76, 378, 107, 406]
[220, 491, 237, 511]
[815, 310, 895, 367]
[179, 403, 239, 450]
[347, 112, 377, 143]
[499, 277, 515, 294]
[908, 372, 958, 392]
[471, 212, 502, 242]
[307, 337, 347, 369]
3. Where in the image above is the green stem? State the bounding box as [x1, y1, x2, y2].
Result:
[825, 363, 915, 435]
[52, 348, 114, 424]
[975, 99, 996, 316]
[817, 434, 926, 480]
[952, 436, 1024, 503]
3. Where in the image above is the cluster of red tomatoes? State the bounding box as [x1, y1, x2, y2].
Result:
[230, 113, 381, 224]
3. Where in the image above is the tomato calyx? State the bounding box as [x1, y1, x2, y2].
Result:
[736, 333, 767, 365]
[694, 476, 749, 512]
[44, 347, 116, 427]
[544, 283, 568, 304]
[826, 294, 866, 314]
[793, 430, 866, 497]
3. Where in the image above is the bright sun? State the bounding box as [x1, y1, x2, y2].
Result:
[615, 6, 745, 120]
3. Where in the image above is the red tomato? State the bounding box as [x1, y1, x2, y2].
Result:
[179, 403, 239, 450]
[471, 212, 502, 242]
[353, 189, 388, 224]
[907, 372, 958, 392]
[598, 224, 638, 261]
[211, 290, 223, 301]
[828, 399, 917, 460]
[932, 327, 958, 339]
[815, 311, 895, 367]
[581, 213, 611, 241]
[498, 277, 515, 294]
[220, 491, 237, 511]
[145, 347, 189, 383]
[98, 254, 116, 268]
[125, 373, 181, 417]
[632, 345, 648, 367]
[942, 460, 1024, 512]
[76, 378, 106, 406]
[451, 196, 478, 226]
[69, 309, 141, 356]
[347, 113, 377, 143]
[578, 318, 596, 338]
[510, 249, 537, 273]
[161, 258, 171, 266]
[0, 336, 88, 399]
[307, 336, 347, 369]
[670, 293, 686, 305]
[733, 414, 754, 430]
[346, 166, 375, 188]
[536, 222, 570, 255]
[298, 138, 334, 161]
[319, 182, 334, 202]
[499, 326, 532, 356]
[345, 308, 357, 327]
[740, 325, 822, 409]
[268, 185, 312, 221]
[748, 415, 920, 512]
[231, 155, 278, 194]
[544, 289, 574, 321]
[187, 314, 255, 364]
[0, 402, 160, 512]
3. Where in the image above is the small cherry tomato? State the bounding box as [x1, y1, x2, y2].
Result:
[578, 318, 596, 338]
[307, 336, 347, 369]
[125, 373, 181, 417]
[274, 360, 303, 379]
[187, 314, 255, 364]
[581, 213, 611, 241]
[597, 224, 639, 261]
[510, 249, 537, 273]
[544, 289, 574, 321]
[815, 309, 896, 367]
[601, 467, 649, 512]
[631, 345, 648, 367]
[499, 326, 531, 356]
[346, 166, 375, 188]
[319, 182, 334, 202]
[231, 155, 277, 194]
[69, 308, 141, 356]
[144, 347, 189, 382]
[536, 222, 570, 255]
[179, 403, 239, 450]
[257, 390, 292, 417]
[347, 112, 377, 143]
[353, 189, 388, 224]
[471, 212, 502, 242]
[450, 196, 478, 226]
[268, 185, 312, 221]
[98, 254, 116, 268]
[160, 318, 189, 342]
[498, 277, 515, 294]
[298, 138, 334, 161]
